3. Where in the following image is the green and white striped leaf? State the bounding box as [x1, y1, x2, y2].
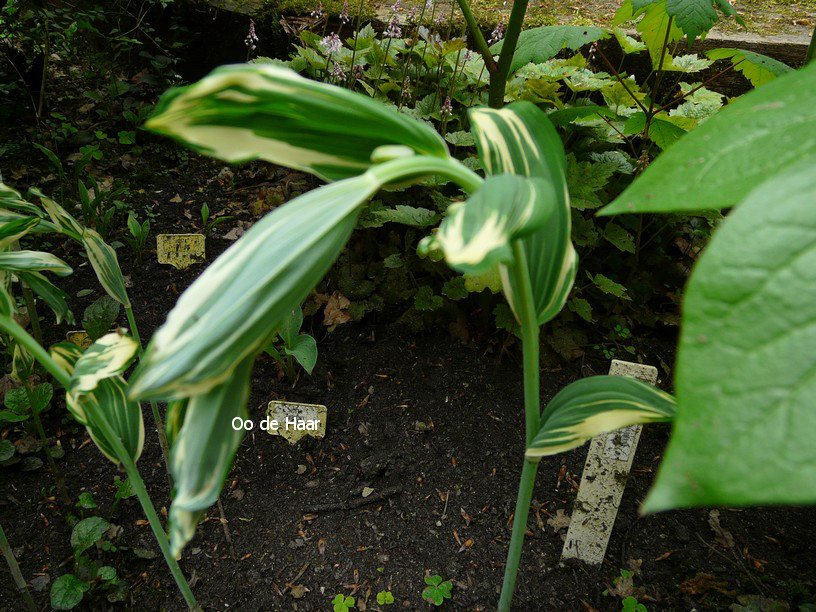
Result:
[145, 64, 449, 182]
[469, 101, 577, 326]
[0, 217, 39, 249]
[168, 356, 253, 557]
[0, 209, 59, 235]
[19, 271, 75, 325]
[526, 375, 676, 459]
[67, 376, 144, 465]
[82, 229, 131, 308]
[70, 331, 139, 395]
[0, 250, 72, 276]
[0, 184, 43, 217]
[0, 273, 13, 317]
[706, 47, 793, 87]
[11, 343, 34, 383]
[129, 160, 432, 401]
[34, 192, 84, 242]
[50, 342, 83, 374]
[419, 175, 556, 275]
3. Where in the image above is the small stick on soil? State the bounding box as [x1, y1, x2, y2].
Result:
[302, 486, 403, 513]
[283, 562, 310, 593]
[216, 497, 235, 559]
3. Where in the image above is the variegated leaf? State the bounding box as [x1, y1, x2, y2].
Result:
[0, 217, 39, 249]
[0, 183, 44, 217]
[419, 175, 556, 275]
[50, 342, 84, 375]
[34, 192, 84, 242]
[67, 375, 144, 465]
[19, 271, 75, 325]
[82, 228, 131, 308]
[129, 168, 391, 400]
[0, 250, 72, 276]
[145, 63, 449, 182]
[469, 101, 577, 326]
[168, 356, 253, 557]
[11, 343, 34, 383]
[526, 375, 676, 459]
[70, 331, 139, 395]
[0, 271, 14, 317]
[0, 209, 60, 234]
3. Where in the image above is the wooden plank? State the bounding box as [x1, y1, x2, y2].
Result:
[560, 359, 658, 566]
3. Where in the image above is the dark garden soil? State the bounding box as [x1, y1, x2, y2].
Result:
[1, 212, 816, 610]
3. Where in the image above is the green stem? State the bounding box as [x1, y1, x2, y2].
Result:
[488, 0, 530, 108]
[25, 383, 71, 505]
[455, 0, 497, 74]
[20, 283, 42, 347]
[81, 394, 199, 610]
[0, 316, 198, 610]
[497, 241, 541, 611]
[126, 305, 173, 488]
[0, 522, 37, 612]
[499, 459, 539, 611]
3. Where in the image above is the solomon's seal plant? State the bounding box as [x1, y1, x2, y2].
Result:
[134, 63, 676, 609]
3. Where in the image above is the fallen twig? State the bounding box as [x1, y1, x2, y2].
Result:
[303, 486, 403, 513]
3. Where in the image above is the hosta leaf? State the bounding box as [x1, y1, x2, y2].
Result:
[19, 271, 75, 325]
[285, 334, 318, 374]
[35, 193, 83, 242]
[145, 64, 448, 182]
[643, 160, 816, 511]
[278, 307, 303, 348]
[168, 356, 253, 557]
[491, 26, 610, 74]
[526, 375, 675, 459]
[469, 102, 577, 326]
[130, 168, 383, 400]
[82, 228, 131, 308]
[706, 47, 792, 87]
[419, 174, 555, 275]
[0, 183, 43, 217]
[601, 62, 816, 215]
[50, 342, 83, 374]
[0, 250, 72, 276]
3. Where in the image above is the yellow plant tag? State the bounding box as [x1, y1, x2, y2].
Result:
[66, 330, 92, 349]
[265, 401, 327, 444]
[156, 234, 205, 270]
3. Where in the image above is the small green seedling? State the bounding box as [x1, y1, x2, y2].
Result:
[200, 202, 233, 236]
[263, 306, 317, 380]
[332, 593, 355, 612]
[422, 575, 452, 606]
[622, 595, 647, 612]
[126, 214, 150, 261]
[376, 590, 395, 605]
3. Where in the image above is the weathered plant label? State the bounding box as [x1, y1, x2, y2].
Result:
[66, 330, 92, 349]
[561, 359, 659, 566]
[156, 234, 206, 270]
[265, 401, 327, 444]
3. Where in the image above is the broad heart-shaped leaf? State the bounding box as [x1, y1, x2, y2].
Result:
[419, 174, 555, 276]
[285, 334, 318, 374]
[600, 62, 816, 215]
[145, 64, 449, 182]
[706, 47, 793, 87]
[491, 26, 609, 74]
[643, 160, 816, 512]
[526, 376, 675, 460]
[278, 306, 303, 348]
[70, 516, 110, 555]
[50, 574, 89, 611]
[469, 101, 577, 326]
[167, 356, 252, 557]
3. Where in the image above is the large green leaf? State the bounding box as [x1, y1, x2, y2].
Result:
[600, 62, 816, 215]
[643, 160, 816, 511]
[168, 356, 253, 557]
[82, 228, 131, 308]
[418, 174, 555, 275]
[469, 102, 577, 326]
[490, 26, 610, 74]
[706, 47, 793, 87]
[128, 170, 379, 400]
[526, 375, 675, 459]
[145, 64, 449, 182]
